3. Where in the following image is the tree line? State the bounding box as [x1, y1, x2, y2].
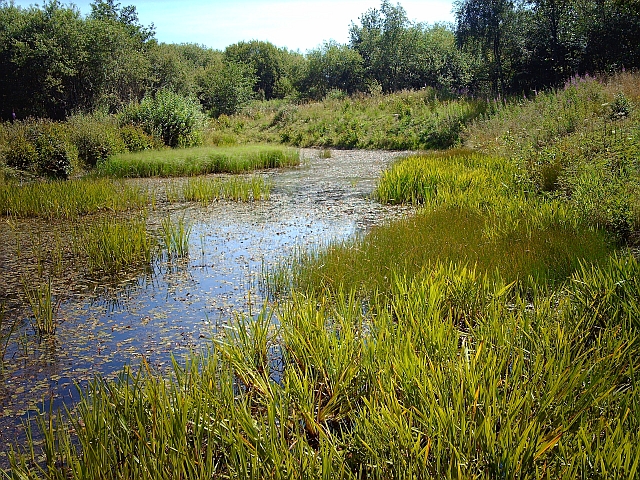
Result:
[1, 0, 638, 121]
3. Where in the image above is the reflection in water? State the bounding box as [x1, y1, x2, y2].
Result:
[0, 149, 411, 455]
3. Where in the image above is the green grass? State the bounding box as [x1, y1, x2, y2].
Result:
[0, 177, 149, 219]
[463, 72, 640, 242]
[7, 257, 640, 478]
[5, 75, 640, 479]
[160, 214, 191, 258]
[73, 215, 154, 275]
[181, 176, 272, 203]
[265, 149, 613, 298]
[209, 88, 492, 150]
[22, 276, 60, 337]
[98, 145, 300, 178]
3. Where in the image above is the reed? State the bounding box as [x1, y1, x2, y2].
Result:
[182, 176, 272, 204]
[160, 214, 191, 258]
[7, 259, 640, 478]
[0, 303, 18, 370]
[74, 215, 154, 274]
[0, 177, 148, 219]
[98, 145, 300, 178]
[22, 277, 60, 337]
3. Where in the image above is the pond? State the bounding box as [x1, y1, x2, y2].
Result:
[0, 148, 412, 454]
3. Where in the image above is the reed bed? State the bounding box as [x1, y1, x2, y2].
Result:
[7, 257, 640, 478]
[98, 145, 300, 178]
[73, 215, 154, 275]
[181, 176, 272, 203]
[160, 214, 191, 258]
[0, 178, 148, 219]
[21, 276, 60, 337]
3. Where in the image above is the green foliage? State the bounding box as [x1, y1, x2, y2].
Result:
[181, 176, 272, 203]
[298, 41, 365, 100]
[224, 40, 293, 100]
[4, 120, 77, 178]
[74, 215, 153, 274]
[8, 257, 640, 478]
[160, 214, 191, 258]
[119, 90, 206, 148]
[68, 113, 127, 167]
[350, 2, 472, 93]
[0, 0, 154, 119]
[219, 89, 490, 150]
[119, 124, 159, 152]
[99, 145, 300, 178]
[464, 73, 640, 243]
[0, 177, 148, 219]
[197, 61, 256, 117]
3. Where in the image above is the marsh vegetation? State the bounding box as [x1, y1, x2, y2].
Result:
[1, 0, 640, 475]
[1, 72, 639, 478]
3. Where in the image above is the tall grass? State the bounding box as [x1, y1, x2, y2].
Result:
[463, 72, 640, 242]
[265, 149, 612, 298]
[0, 302, 18, 370]
[22, 276, 60, 337]
[98, 145, 300, 178]
[182, 176, 272, 203]
[73, 215, 154, 274]
[7, 258, 640, 478]
[0, 178, 148, 219]
[160, 214, 191, 258]
[210, 88, 492, 150]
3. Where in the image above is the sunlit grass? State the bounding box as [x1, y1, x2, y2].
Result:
[73, 215, 154, 275]
[160, 214, 191, 258]
[99, 144, 300, 178]
[22, 276, 60, 337]
[181, 176, 272, 203]
[8, 257, 640, 478]
[0, 177, 148, 219]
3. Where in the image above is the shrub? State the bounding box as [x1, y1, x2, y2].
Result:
[119, 90, 206, 148]
[4, 120, 76, 178]
[5, 131, 38, 171]
[68, 114, 126, 167]
[119, 124, 159, 152]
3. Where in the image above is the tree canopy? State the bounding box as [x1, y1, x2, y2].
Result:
[1, 0, 639, 121]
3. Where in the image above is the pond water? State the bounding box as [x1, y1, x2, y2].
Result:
[0, 149, 411, 454]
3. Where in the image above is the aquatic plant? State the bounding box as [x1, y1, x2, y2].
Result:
[7, 259, 640, 478]
[0, 178, 148, 219]
[182, 176, 272, 204]
[160, 214, 191, 258]
[0, 303, 18, 370]
[74, 215, 154, 274]
[99, 145, 300, 178]
[22, 277, 60, 337]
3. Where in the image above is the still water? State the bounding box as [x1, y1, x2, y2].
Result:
[0, 149, 410, 453]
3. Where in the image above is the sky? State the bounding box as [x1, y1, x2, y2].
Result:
[11, 0, 455, 52]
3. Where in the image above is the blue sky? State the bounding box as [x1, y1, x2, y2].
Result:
[11, 0, 454, 52]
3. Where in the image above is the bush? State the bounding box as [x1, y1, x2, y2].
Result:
[119, 90, 206, 148]
[4, 120, 76, 178]
[119, 124, 159, 152]
[68, 114, 127, 167]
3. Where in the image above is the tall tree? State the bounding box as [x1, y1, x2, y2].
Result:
[224, 40, 290, 100]
[298, 41, 365, 99]
[349, 0, 414, 92]
[454, 0, 518, 94]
